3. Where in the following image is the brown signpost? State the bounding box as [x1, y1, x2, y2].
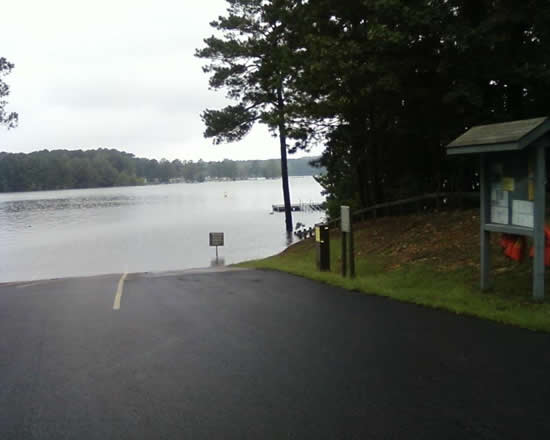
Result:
[340, 206, 355, 278]
[446, 117, 550, 301]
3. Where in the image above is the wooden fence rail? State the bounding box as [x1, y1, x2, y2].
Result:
[326, 192, 480, 229]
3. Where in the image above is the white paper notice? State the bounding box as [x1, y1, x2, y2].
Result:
[512, 200, 534, 228]
[490, 183, 509, 224]
[491, 207, 509, 224]
[491, 183, 509, 207]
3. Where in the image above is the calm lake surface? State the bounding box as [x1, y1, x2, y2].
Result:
[0, 177, 325, 282]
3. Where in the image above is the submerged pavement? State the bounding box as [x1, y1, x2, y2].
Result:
[0, 268, 549, 439]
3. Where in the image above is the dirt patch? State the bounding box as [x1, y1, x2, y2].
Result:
[287, 209, 522, 273]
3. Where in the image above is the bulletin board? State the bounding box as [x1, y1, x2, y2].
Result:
[489, 151, 535, 229]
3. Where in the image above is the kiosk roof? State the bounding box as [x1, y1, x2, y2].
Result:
[447, 117, 550, 155]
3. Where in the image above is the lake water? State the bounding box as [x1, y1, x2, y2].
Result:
[0, 177, 325, 282]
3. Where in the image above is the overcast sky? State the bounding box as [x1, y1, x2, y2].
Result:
[0, 0, 321, 162]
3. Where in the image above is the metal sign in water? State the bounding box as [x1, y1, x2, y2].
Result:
[209, 232, 224, 247]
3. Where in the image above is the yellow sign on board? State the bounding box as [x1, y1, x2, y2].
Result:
[315, 227, 321, 243]
[502, 177, 515, 192]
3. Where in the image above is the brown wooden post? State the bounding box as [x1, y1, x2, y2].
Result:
[349, 211, 356, 278]
[341, 231, 347, 277]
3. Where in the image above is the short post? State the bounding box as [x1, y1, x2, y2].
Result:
[341, 206, 355, 277]
[315, 224, 331, 271]
[341, 230, 347, 277]
[349, 210, 356, 278]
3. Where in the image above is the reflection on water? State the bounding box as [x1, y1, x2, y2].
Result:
[2, 196, 137, 213]
[286, 230, 294, 246]
[210, 257, 226, 267]
[0, 177, 325, 282]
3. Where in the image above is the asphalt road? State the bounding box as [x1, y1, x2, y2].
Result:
[1, 268, 549, 439]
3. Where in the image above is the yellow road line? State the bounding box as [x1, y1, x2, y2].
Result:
[113, 272, 128, 310]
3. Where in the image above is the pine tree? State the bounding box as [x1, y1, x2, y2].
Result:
[196, 0, 302, 233]
[0, 57, 18, 129]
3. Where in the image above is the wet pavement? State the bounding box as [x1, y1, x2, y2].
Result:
[1, 268, 549, 439]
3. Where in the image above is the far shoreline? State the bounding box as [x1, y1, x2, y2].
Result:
[0, 175, 322, 196]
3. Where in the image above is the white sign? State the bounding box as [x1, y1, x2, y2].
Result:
[209, 232, 224, 247]
[491, 207, 509, 225]
[491, 183, 509, 208]
[490, 183, 509, 224]
[512, 200, 534, 228]
[341, 206, 351, 232]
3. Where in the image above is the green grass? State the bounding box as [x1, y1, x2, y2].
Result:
[238, 237, 550, 333]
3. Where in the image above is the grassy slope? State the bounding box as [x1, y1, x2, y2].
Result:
[240, 210, 550, 332]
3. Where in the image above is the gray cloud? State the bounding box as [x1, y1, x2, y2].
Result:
[0, 0, 322, 162]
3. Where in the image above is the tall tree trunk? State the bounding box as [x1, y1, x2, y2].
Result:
[277, 84, 293, 233]
[356, 161, 368, 208]
[370, 143, 383, 204]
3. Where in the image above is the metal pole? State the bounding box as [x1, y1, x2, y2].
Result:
[533, 145, 546, 301]
[216, 246, 219, 264]
[349, 216, 355, 279]
[341, 231, 347, 277]
[479, 154, 491, 290]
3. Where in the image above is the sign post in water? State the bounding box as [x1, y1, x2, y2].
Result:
[209, 232, 224, 264]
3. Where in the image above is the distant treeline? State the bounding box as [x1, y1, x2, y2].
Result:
[0, 148, 322, 192]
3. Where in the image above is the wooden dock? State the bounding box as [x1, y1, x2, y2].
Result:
[272, 203, 324, 212]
